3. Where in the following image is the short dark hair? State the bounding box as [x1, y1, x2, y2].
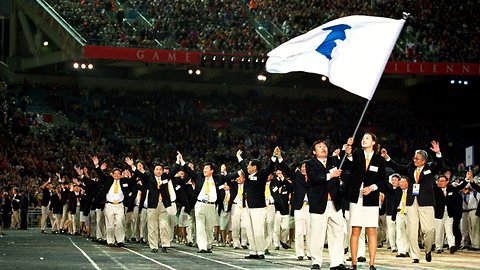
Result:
[311, 140, 327, 152]
[153, 163, 164, 170]
[111, 167, 122, 174]
[249, 159, 262, 171]
[204, 162, 216, 172]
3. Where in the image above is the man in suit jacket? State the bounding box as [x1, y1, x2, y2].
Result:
[277, 158, 312, 259]
[384, 174, 401, 253]
[126, 157, 178, 253]
[228, 172, 249, 249]
[304, 140, 347, 270]
[10, 188, 21, 229]
[465, 171, 480, 250]
[392, 176, 409, 257]
[180, 152, 240, 253]
[92, 156, 133, 247]
[433, 174, 467, 254]
[381, 140, 445, 263]
[271, 170, 293, 251]
[237, 148, 278, 259]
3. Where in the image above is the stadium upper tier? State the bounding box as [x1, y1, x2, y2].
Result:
[47, 0, 478, 63]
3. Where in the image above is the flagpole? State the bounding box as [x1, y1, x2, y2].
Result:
[339, 99, 371, 169]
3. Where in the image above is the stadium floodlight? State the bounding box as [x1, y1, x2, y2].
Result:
[464, 80, 468, 85]
[257, 74, 267, 82]
[188, 69, 194, 75]
[87, 64, 94, 69]
[43, 41, 49, 46]
[73, 62, 79, 69]
[321, 76, 327, 81]
[200, 55, 207, 67]
[450, 80, 455, 84]
[229, 57, 235, 69]
[458, 80, 462, 84]
[81, 63, 86, 69]
[195, 69, 201, 75]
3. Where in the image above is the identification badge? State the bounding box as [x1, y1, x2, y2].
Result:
[412, 184, 420, 196]
[447, 192, 453, 196]
[273, 186, 278, 192]
[122, 183, 129, 187]
[250, 176, 257, 181]
[175, 185, 181, 191]
[282, 191, 288, 195]
[423, 170, 431, 175]
[162, 180, 168, 184]
[369, 166, 378, 172]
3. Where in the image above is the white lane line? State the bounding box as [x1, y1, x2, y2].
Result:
[68, 237, 102, 270]
[123, 247, 178, 270]
[176, 249, 251, 270]
[99, 248, 130, 270]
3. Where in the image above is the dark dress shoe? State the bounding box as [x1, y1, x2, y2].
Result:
[449, 245, 458, 254]
[116, 242, 125, 247]
[297, 256, 304, 261]
[275, 246, 280, 250]
[369, 266, 377, 270]
[264, 249, 270, 255]
[425, 251, 432, 262]
[162, 247, 168, 253]
[151, 248, 158, 253]
[187, 242, 193, 247]
[107, 243, 115, 247]
[258, 255, 265, 259]
[357, 256, 366, 262]
[307, 256, 312, 260]
[241, 245, 248, 249]
[244, 254, 259, 259]
[330, 264, 348, 270]
[197, 249, 210, 253]
[412, 259, 419, 263]
[311, 264, 320, 270]
[396, 253, 407, 257]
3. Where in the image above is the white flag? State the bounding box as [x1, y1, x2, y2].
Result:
[266, 15, 405, 100]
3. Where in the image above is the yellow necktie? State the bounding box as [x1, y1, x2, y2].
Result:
[204, 178, 210, 201]
[265, 183, 271, 204]
[323, 160, 332, 200]
[238, 185, 243, 207]
[114, 180, 119, 194]
[157, 178, 162, 201]
[365, 155, 370, 171]
[415, 168, 421, 183]
[400, 191, 407, 215]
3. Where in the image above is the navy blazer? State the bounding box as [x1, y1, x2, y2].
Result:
[183, 164, 239, 205]
[270, 177, 293, 215]
[135, 164, 180, 209]
[343, 149, 387, 206]
[387, 155, 445, 207]
[278, 161, 310, 211]
[95, 167, 134, 205]
[239, 159, 275, 208]
[305, 156, 343, 214]
[433, 180, 468, 219]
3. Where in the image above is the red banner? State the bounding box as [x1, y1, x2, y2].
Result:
[384, 62, 480, 75]
[83, 46, 202, 64]
[84, 46, 479, 75]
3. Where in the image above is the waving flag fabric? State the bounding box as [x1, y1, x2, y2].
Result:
[266, 15, 405, 100]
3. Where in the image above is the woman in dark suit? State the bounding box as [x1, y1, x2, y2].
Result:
[343, 133, 387, 270]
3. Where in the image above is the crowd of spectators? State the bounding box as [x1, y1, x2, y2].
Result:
[43, 0, 478, 62]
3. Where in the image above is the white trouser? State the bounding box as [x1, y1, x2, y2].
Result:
[245, 206, 266, 255]
[52, 213, 61, 231]
[310, 201, 345, 268]
[386, 214, 397, 250]
[60, 204, 69, 229]
[273, 211, 290, 247]
[231, 204, 247, 248]
[294, 205, 311, 257]
[89, 210, 96, 238]
[186, 210, 196, 244]
[95, 208, 105, 240]
[406, 199, 434, 260]
[124, 209, 133, 241]
[132, 206, 141, 240]
[461, 210, 480, 248]
[434, 210, 455, 250]
[40, 205, 50, 231]
[395, 213, 409, 254]
[147, 202, 170, 249]
[104, 203, 125, 244]
[195, 202, 216, 251]
[264, 204, 276, 250]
